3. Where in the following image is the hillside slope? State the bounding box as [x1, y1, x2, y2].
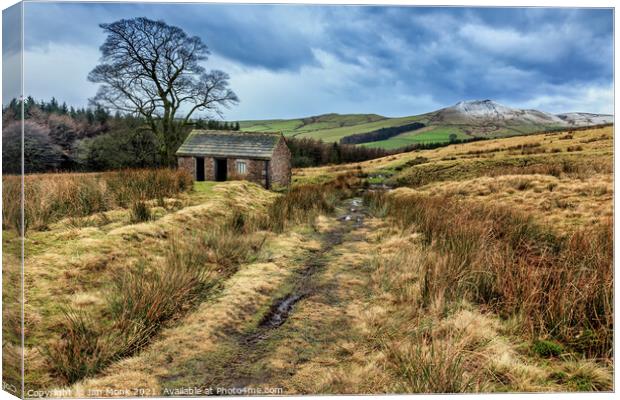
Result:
[296, 125, 613, 232]
[239, 113, 387, 137]
[239, 100, 613, 149]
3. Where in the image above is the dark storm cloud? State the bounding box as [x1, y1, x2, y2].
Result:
[13, 3, 614, 117]
[311, 6, 613, 104]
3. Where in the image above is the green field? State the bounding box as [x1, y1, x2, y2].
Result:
[240, 119, 305, 133]
[361, 126, 470, 149]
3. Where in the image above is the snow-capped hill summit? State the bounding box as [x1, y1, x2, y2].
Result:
[434, 99, 566, 126]
[452, 99, 517, 119]
[434, 99, 613, 128]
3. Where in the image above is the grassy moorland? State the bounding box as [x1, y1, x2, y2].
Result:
[6, 176, 277, 392]
[2, 169, 193, 233]
[296, 125, 612, 232]
[240, 113, 436, 144]
[239, 113, 389, 138]
[239, 110, 566, 148]
[2, 125, 612, 395]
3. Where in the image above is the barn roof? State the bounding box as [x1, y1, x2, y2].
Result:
[175, 130, 282, 160]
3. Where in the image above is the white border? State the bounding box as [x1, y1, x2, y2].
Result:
[0, 2, 616, 400]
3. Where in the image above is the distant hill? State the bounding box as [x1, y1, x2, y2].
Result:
[239, 113, 388, 140]
[239, 100, 613, 150]
[557, 112, 615, 126]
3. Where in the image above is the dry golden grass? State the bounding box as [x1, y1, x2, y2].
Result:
[1, 234, 22, 397]
[65, 231, 321, 396]
[268, 171, 360, 232]
[404, 128, 612, 231]
[2, 169, 193, 232]
[21, 181, 277, 390]
[296, 126, 612, 185]
[299, 126, 612, 235]
[262, 219, 391, 394]
[367, 190, 612, 357]
[220, 210, 612, 394]
[405, 173, 612, 233]
[352, 223, 610, 393]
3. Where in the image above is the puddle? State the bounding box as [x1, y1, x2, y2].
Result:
[259, 294, 304, 328]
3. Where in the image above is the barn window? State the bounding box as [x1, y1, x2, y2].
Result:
[236, 161, 247, 175]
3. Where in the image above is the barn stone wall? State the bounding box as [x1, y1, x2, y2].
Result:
[269, 138, 292, 187]
[177, 156, 195, 178]
[204, 157, 215, 180]
[227, 158, 267, 186]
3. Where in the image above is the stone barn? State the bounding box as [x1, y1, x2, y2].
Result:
[176, 130, 292, 188]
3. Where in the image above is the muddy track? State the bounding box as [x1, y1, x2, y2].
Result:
[224, 197, 368, 390]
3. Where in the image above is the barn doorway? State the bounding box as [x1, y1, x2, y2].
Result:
[195, 157, 205, 181]
[264, 160, 270, 189]
[215, 158, 227, 181]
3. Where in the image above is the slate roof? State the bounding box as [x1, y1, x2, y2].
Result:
[176, 130, 282, 160]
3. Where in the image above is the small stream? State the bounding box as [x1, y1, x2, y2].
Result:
[338, 197, 365, 227]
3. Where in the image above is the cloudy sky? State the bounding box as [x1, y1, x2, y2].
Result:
[2, 2, 614, 120]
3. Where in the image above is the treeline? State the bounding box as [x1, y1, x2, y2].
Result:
[398, 136, 486, 152]
[339, 122, 425, 144]
[4, 96, 111, 123]
[3, 97, 118, 173]
[286, 137, 392, 167]
[194, 119, 241, 131]
[286, 135, 487, 168]
[4, 96, 114, 139]
[1, 97, 242, 174]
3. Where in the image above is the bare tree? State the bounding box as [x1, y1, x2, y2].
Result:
[88, 17, 239, 164]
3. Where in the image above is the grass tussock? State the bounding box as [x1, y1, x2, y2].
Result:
[383, 328, 477, 393]
[362, 242, 487, 393]
[203, 224, 266, 269]
[363, 228, 611, 393]
[129, 201, 152, 223]
[108, 257, 207, 341]
[365, 191, 612, 358]
[363, 190, 389, 218]
[2, 168, 193, 232]
[43, 310, 121, 384]
[268, 172, 359, 232]
[44, 240, 209, 384]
